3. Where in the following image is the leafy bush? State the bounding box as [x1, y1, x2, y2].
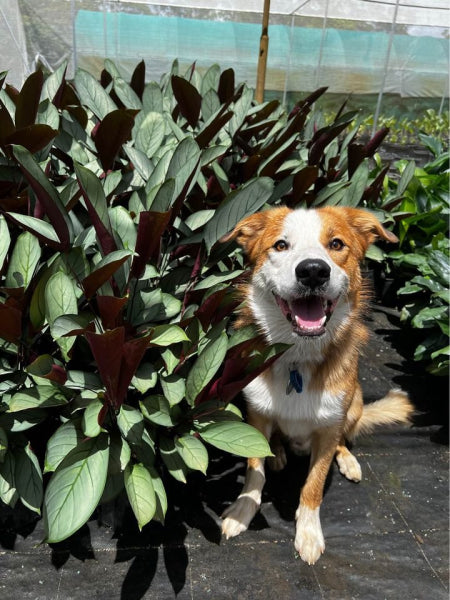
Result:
[0, 60, 394, 541]
[353, 109, 449, 147]
[369, 136, 449, 375]
[396, 236, 449, 375]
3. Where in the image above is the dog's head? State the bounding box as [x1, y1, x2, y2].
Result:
[223, 206, 397, 338]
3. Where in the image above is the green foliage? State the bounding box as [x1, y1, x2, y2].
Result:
[353, 109, 449, 147]
[0, 60, 396, 541]
[369, 137, 449, 375]
[393, 234, 449, 376]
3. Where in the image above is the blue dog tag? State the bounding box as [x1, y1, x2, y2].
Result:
[286, 369, 303, 394]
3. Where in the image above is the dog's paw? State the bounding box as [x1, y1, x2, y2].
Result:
[295, 505, 325, 565]
[336, 451, 362, 483]
[221, 496, 258, 539]
[295, 527, 325, 565]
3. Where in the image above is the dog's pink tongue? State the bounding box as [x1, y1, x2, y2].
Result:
[291, 297, 325, 329]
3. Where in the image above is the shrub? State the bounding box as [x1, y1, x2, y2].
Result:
[0, 60, 393, 541]
[367, 135, 449, 375]
[352, 109, 449, 147]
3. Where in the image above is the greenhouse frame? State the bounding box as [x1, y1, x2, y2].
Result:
[1, 1, 448, 117]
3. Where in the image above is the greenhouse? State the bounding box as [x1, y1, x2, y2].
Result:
[2, 1, 449, 116]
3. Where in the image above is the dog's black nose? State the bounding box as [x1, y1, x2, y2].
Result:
[295, 259, 331, 289]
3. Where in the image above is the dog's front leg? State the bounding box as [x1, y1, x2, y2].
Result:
[221, 411, 272, 539]
[295, 425, 341, 565]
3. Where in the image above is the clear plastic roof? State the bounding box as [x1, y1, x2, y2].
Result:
[139, 0, 449, 28]
[1, 0, 448, 113]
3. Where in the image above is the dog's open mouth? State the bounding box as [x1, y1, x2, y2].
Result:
[274, 293, 337, 336]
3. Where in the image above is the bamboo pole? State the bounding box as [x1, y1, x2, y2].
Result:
[255, 0, 270, 104]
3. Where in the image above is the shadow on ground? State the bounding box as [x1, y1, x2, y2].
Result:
[370, 306, 449, 443]
[0, 307, 448, 600]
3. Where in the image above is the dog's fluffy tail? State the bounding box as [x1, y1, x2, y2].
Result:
[350, 389, 414, 439]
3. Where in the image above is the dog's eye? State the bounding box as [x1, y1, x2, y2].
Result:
[329, 238, 345, 251]
[273, 240, 289, 252]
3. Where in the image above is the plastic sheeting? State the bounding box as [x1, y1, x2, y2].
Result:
[1, 0, 448, 106]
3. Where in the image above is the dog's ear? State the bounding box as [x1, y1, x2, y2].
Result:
[220, 213, 268, 256]
[343, 208, 398, 252]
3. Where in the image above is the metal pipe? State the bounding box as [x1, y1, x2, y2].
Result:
[282, 14, 296, 107]
[315, 0, 329, 89]
[372, 0, 400, 136]
[71, 0, 78, 75]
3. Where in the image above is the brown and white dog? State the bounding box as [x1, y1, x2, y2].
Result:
[221, 206, 413, 565]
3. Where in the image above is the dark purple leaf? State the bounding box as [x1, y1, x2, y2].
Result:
[100, 68, 113, 89]
[195, 110, 233, 149]
[302, 86, 328, 107]
[289, 88, 327, 118]
[196, 344, 284, 406]
[187, 61, 197, 82]
[181, 246, 204, 316]
[49, 65, 68, 109]
[15, 70, 44, 129]
[217, 69, 235, 104]
[85, 327, 149, 410]
[347, 143, 367, 178]
[260, 139, 298, 178]
[130, 210, 172, 278]
[85, 328, 124, 409]
[6, 124, 58, 154]
[5, 84, 19, 104]
[239, 119, 277, 142]
[291, 166, 319, 204]
[115, 336, 150, 408]
[382, 197, 403, 211]
[0, 100, 15, 144]
[242, 154, 263, 180]
[82, 253, 131, 299]
[26, 355, 67, 385]
[362, 164, 390, 204]
[0, 301, 22, 344]
[130, 60, 146, 99]
[248, 99, 280, 124]
[96, 295, 127, 330]
[171, 76, 201, 128]
[65, 105, 88, 130]
[280, 106, 309, 140]
[94, 109, 137, 172]
[364, 127, 390, 158]
[333, 94, 352, 122]
[60, 84, 88, 128]
[308, 122, 348, 166]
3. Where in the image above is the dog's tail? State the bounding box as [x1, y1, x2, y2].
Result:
[349, 389, 414, 439]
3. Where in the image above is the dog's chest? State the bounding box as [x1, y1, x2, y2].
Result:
[244, 360, 344, 435]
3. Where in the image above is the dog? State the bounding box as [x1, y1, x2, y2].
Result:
[220, 206, 413, 565]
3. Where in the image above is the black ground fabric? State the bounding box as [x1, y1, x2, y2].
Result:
[0, 307, 448, 600]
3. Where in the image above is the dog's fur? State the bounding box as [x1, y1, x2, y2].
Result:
[220, 206, 413, 565]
